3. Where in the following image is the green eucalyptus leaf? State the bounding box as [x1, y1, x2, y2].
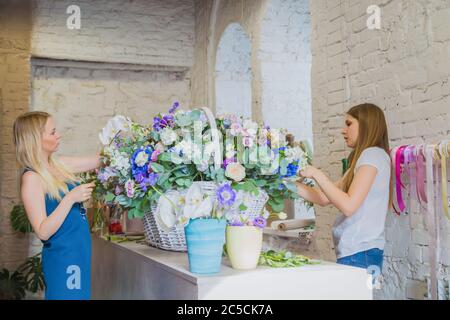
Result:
[104, 192, 115, 203]
[190, 110, 201, 121]
[150, 162, 165, 173]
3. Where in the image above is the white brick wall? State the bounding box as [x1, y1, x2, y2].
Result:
[215, 22, 252, 118]
[310, 0, 450, 299]
[259, 0, 314, 220]
[31, 64, 191, 156]
[31, 0, 195, 67]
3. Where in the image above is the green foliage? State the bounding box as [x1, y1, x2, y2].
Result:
[0, 253, 44, 300]
[10, 204, 32, 234]
[0, 269, 27, 300]
[258, 250, 320, 268]
[16, 253, 45, 294]
[0, 205, 45, 300]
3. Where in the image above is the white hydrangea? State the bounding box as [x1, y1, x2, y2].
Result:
[285, 147, 305, 163]
[110, 150, 130, 175]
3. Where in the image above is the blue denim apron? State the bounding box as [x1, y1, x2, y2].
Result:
[24, 168, 92, 300]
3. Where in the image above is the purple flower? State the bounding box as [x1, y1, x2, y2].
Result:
[229, 221, 245, 226]
[139, 182, 148, 192]
[163, 114, 174, 125]
[114, 185, 123, 196]
[253, 217, 267, 229]
[135, 172, 159, 192]
[216, 183, 236, 206]
[147, 172, 159, 186]
[98, 166, 116, 183]
[169, 101, 180, 114]
[153, 114, 175, 132]
[153, 117, 163, 131]
[134, 172, 145, 183]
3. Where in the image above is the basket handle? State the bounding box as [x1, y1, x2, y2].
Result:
[201, 107, 222, 170]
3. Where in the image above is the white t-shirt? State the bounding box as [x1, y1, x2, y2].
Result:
[332, 146, 391, 259]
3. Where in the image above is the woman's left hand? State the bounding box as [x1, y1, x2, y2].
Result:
[298, 165, 319, 179]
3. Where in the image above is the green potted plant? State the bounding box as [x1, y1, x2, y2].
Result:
[0, 204, 45, 300]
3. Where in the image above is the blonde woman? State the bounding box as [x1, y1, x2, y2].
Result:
[296, 103, 392, 272]
[13, 111, 100, 300]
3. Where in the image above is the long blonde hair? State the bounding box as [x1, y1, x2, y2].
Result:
[13, 111, 78, 200]
[341, 103, 393, 208]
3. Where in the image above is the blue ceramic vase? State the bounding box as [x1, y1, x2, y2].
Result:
[184, 218, 226, 274]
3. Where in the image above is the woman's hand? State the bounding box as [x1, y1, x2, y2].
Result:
[298, 165, 319, 180]
[67, 182, 95, 203]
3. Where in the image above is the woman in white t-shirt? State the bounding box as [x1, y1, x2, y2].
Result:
[295, 103, 392, 272]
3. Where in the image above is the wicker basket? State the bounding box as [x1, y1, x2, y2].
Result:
[142, 107, 269, 251]
[143, 181, 216, 251]
[143, 181, 269, 251]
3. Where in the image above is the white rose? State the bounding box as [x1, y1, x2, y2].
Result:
[225, 163, 246, 182]
[134, 151, 148, 167]
[160, 127, 177, 146]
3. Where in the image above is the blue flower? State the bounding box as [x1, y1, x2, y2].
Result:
[286, 163, 299, 177]
[278, 162, 299, 178]
[131, 146, 153, 177]
[223, 119, 231, 129]
[217, 183, 237, 207]
[253, 217, 267, 229]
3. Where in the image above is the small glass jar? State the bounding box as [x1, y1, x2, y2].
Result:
[108, 204, 124, 235]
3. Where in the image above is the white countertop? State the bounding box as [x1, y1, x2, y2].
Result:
[96, 237, 373, 299]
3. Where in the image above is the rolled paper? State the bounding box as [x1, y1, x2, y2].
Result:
[272, 218, 315, 231]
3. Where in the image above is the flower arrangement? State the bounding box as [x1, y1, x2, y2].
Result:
[93, 102, 312, 220]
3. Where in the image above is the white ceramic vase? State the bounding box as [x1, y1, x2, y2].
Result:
[226, 226, 263, 270]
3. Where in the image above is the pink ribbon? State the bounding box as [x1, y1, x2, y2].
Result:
[404, 145, 417, 211]
[395, 145, 408, 213]
[390, 146, 400, 215]
[415, 145, 428, 207]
